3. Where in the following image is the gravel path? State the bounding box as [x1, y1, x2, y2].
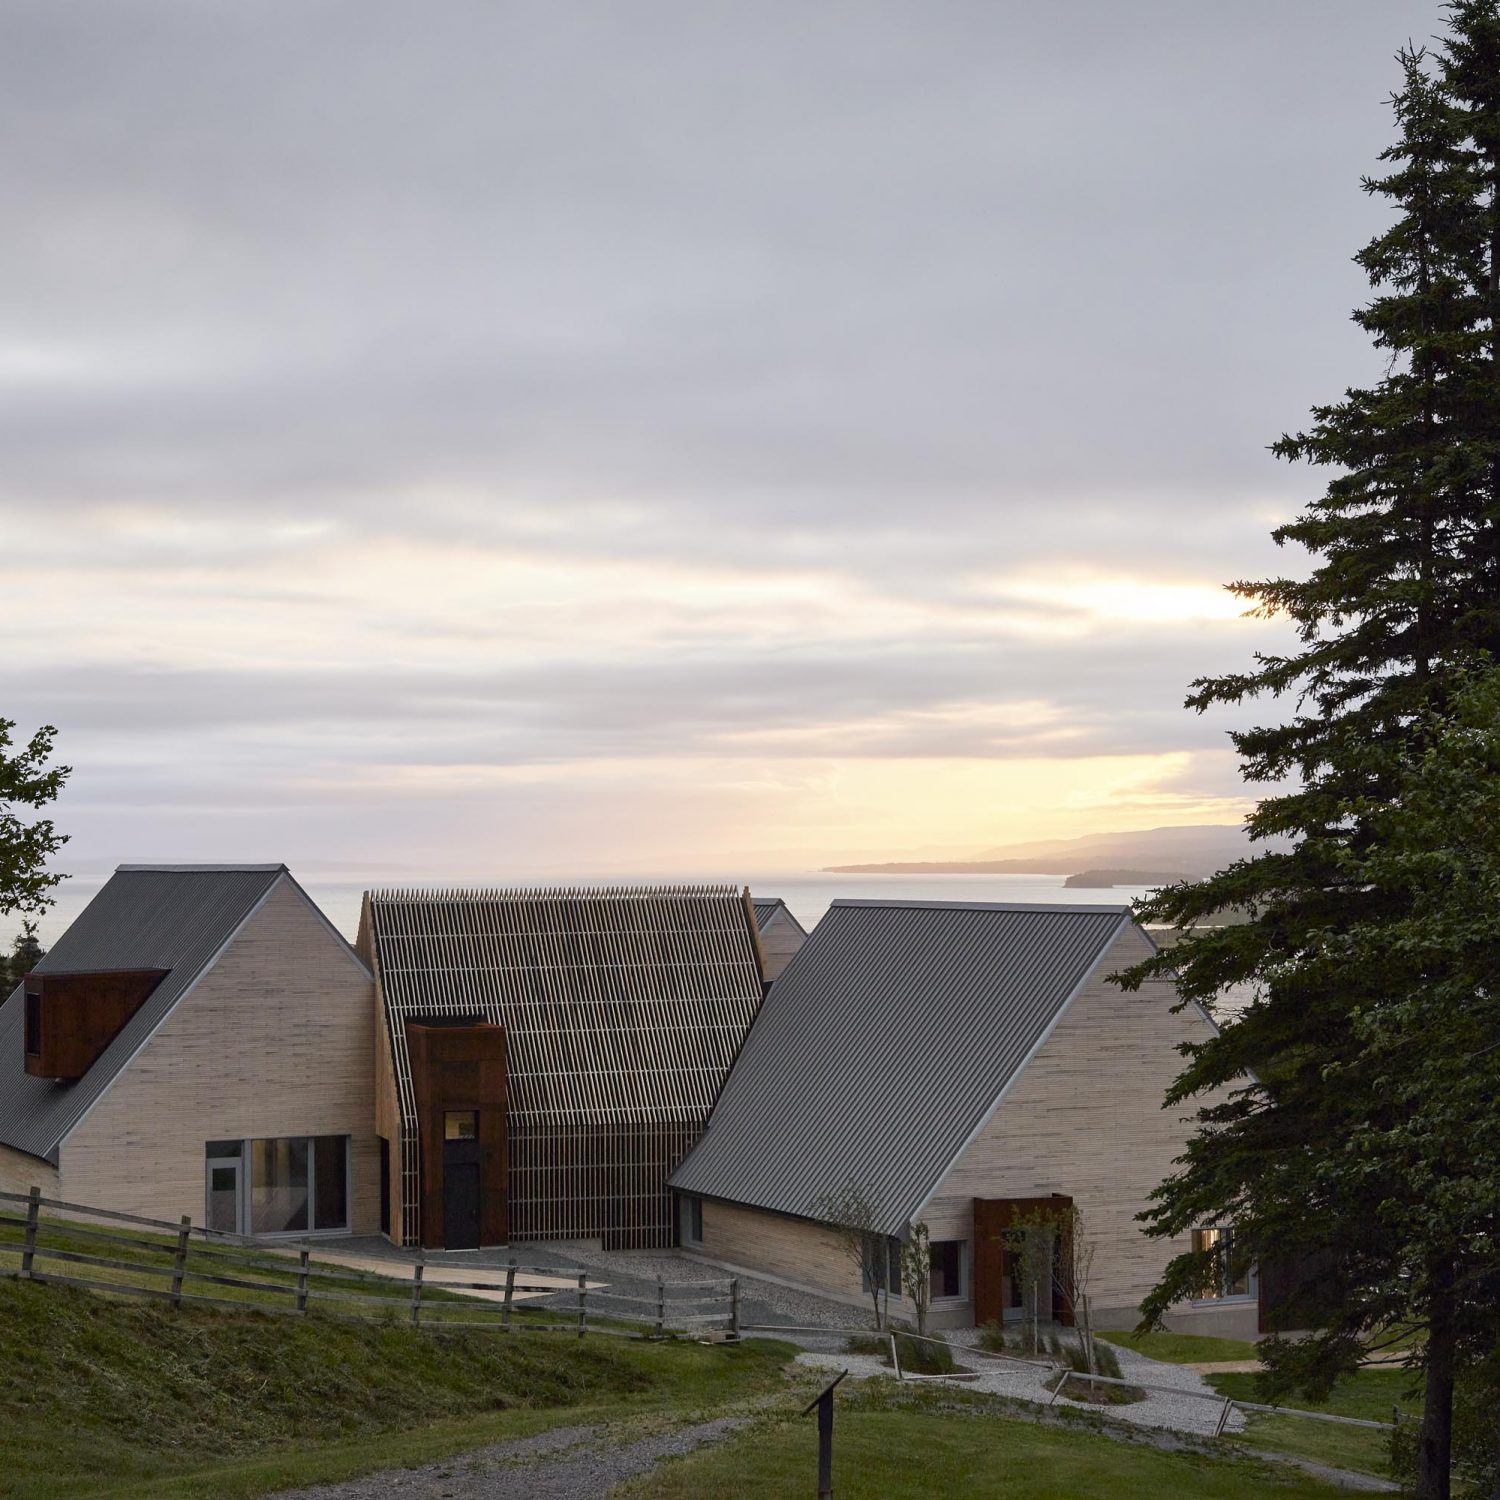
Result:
[267, 1417, 747, 1500]
[795, 1334, 1248, 1439]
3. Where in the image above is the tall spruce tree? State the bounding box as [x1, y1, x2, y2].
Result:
[1119, 12, 1500, 1499]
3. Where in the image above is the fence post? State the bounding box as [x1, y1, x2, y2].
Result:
[577, 1272, 587, 1339]
[655, 1277, 665, 1338]
[410, 1257, 424, 1326]
[170, 1215, 191, 1309]
[730, 1276, 740, 1338]
[503, 1258, 516, 1331]
[296, 1244, 310, 1314]
[21, 1185, 40, 1280]
[1214, 1396, 1234, 1437]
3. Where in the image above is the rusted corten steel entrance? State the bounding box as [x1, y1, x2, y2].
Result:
[406, 1020, 508, 1250]
[973, 1194, 1075, 1328]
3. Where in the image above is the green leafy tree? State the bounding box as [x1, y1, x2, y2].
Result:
[3, 924, 45, 993]
[1116, 14, 1500, 1498]
[0, 718, 69, 920]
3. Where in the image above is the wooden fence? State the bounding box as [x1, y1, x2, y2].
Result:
[0, 1186, 739, 1339]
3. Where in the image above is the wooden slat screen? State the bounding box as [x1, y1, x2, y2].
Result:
[366, 886, 765, 1248]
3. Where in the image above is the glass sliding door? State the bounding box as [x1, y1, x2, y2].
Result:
[205, 1141, 245, 1235]
[313, 1135, 348, 1231]
[251, 1137, 310, 1234]
[241, 1134, 350, 1236]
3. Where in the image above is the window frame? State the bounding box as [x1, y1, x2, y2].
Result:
[23, 991, 41, 1057]
[1190, 1225, 1257, 1303]
[679, 1193, 704, 1246]
[928, 1238, 968, 1303]
[205, 1134, 353, 1239]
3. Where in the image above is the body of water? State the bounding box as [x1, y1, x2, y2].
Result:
[24, 868, 1151, 946]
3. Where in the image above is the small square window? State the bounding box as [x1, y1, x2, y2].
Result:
[445, 1110, 478, 1141]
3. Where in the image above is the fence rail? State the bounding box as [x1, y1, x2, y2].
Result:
[0, 1187, 739, 1340]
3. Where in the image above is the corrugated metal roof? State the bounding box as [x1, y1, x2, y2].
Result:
[365, 885, 766, 1128]
[669, 899, 1130, 1236]
[0, 865, 286, 1162]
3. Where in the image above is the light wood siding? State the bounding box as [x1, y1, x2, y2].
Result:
[0, 1144, 57, 1198]
[372, 979, 403, 1241]
[699, 1198, 867, 1302]
[919, 924, 1224, 1319]
[59, 877, 379, 1233]
[759, 916, 807, 982]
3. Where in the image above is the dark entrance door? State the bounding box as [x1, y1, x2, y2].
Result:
[444, 1159, 480, 1249]
[443, 1110, 482, 1249]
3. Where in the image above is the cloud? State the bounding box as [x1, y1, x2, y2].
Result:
[0, 0, 1435, 896]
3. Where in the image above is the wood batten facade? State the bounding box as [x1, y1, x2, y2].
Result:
[361, 885, 767, 1250]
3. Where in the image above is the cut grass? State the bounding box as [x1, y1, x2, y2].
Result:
[615, 1404, 1354, 1498]
[0, 1278, 794, 1500]
[1209, 1367, 1420, 1479]
[1098, 1329, 1259, 1364]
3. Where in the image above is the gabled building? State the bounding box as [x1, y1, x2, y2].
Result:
[671, 899, 1257, 1337]
[750, 898, 809, 981]
[359, 884, 768, 1251]
[0, 865, 378, 1235]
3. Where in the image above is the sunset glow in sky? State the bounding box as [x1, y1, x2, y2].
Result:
[3, 1, 1437, 893]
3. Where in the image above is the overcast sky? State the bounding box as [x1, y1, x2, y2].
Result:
[1, 0, 1446, 908]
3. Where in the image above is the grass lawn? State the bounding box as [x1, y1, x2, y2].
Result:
[1098, 1330, 1259, 1364]
[0, 1278, 794, 1500]
[615, 1405, 1354, 1499]
[1209, 1368, 1421, 1479]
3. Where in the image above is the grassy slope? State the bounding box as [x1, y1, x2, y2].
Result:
[616, 1405, 1353, 1499]
[0, 1214, 542, 1324]
[1209, 1368, 1421, 1479]
[1098, 1330, 1259, 1364]
[0, 1279, 792, 1500]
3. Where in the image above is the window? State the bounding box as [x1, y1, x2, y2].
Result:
[680, 1193, 704, 1246]
[379, 1137, 391, 1237]
[929, 1239, 966, 1301]
[23, 992, 41, 1056]
[247, 1135, 349, 1236]
[863, 1236, 903, 1295]
[1192, 1227, 1255, 1300]
[444, 1111, 478, 1141]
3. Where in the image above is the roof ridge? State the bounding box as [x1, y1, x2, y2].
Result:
[366, 882, 741, 902]
[827, 898, 1133, 915]
[115, 863, 289, 873]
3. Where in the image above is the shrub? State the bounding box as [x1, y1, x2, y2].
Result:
[844, 1333, 888, 1357]
[1044, 1336, 1145, 1405]
[891, 1332, 958, 1376]
[975, 1322, 1007, 1354]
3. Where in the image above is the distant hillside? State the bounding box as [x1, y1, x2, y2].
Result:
[825, 823, 1277, 879]
[1061, 868, 1190, 889]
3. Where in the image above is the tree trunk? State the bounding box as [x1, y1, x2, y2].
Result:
[1416, 1271, 1457, 1500]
